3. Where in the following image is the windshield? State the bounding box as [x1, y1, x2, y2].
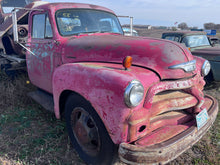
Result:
[56, 9, 123, 36]
[182, 35, 211, 48]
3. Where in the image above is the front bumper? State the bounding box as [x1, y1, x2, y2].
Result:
[119, 94, 218, 165]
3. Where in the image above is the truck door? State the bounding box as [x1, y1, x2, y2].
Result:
[27, 12, 62, 93]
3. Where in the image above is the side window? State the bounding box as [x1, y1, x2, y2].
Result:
[164, 36, 180, 42]
[32, 14, 45, 38]
[45, 16, 53, 38]
[32, 14, 53, 39]
[174, 36, 180, 42]
[182, 37, 189, 47]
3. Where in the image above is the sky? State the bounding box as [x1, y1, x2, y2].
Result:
[45, 0, 220, 28]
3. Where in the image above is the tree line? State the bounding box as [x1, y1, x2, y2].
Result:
[178, 22, 220, 30]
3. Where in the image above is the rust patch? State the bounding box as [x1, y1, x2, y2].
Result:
[150, 90, 198, 117]
[135, 124, 192, 146]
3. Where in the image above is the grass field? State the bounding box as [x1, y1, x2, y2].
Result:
[0, 73, 84, 165]
[0, 72, 219, 165]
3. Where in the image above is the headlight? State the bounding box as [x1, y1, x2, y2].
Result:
[124, 80, 144, 107]
[202, 60, 211, 76]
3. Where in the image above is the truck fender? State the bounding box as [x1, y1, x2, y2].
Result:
[52, 62, 159, 143]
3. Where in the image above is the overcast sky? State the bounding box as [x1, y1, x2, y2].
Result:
[46, 0, 220, 28]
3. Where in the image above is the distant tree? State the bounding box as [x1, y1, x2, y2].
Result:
[178, 22, 188, 30]
[204, 22, 215, 29]
[171, 27, 177, 31]
[215, 24, 220, 30]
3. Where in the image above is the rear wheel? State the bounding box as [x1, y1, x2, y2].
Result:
[65, 94, 117, 165]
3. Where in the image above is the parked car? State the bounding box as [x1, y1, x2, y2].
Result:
[0, 1, 218, 165]
[162, 31, 220, 81]
[122, 27, 139, 36]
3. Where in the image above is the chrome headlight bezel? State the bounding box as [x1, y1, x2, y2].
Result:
[202, 60, 211, 77]
[124, 80, 144, 107]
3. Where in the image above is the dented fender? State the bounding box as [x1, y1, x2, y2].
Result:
[52, 62, 160, 143]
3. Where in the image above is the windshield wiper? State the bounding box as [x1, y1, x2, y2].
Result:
[77, 31, 101, 35]
[73, 31, 122, 36]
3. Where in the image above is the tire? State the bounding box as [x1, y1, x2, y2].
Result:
[65, 93, 117, 165]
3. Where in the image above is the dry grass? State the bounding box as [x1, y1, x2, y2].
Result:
[0, 73, 84, 165]
[216, 33, 220, 39]
[0, 72, 219, 165]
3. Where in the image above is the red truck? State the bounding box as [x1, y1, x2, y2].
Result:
[0, 0, 218, 164]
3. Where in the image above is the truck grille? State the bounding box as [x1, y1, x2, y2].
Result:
[133, 90, 199, 146]
[151, 90, 198, 117]
[130, 76, 210, 146]
[148, 90, 198, 134]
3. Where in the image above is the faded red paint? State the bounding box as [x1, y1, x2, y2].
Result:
[6, 2, 216, 164]
[62, 35, 195, 80]
[52, 63, 160, 143]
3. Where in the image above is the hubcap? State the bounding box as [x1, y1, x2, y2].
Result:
[71, 107, 100, 156]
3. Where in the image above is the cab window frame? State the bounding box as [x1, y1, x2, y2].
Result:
[31, 12, 53, 39]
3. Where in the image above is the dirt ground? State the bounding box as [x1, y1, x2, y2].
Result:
[0, 29, 219, 165]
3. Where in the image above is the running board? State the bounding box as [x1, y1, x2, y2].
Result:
[28, 89, 54, 113]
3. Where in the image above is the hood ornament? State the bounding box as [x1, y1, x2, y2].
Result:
[168, 60, 196, 72]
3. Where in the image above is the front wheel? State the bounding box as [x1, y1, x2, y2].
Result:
[65, 94, 117, 165]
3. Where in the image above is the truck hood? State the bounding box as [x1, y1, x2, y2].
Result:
[63, 35, 195, 80]
[191, 47, 220, 61]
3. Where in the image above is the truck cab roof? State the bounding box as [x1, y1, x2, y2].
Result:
[162, 31, 206, 38]
[32, 2, 115, 15]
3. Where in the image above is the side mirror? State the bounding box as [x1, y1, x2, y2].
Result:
[12, 8, 36, 56]
[12, 9, 18, 42]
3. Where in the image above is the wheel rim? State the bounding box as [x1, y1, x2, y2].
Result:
[70, 107, 101, 156]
